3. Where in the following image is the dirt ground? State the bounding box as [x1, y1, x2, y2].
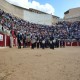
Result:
[0, 47, 80, 80]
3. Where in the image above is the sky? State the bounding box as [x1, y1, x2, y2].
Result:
[6, 0, 80, 18]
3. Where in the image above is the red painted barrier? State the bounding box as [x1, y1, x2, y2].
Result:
[79, 42, 80, 46]
[6, 35, 10, 46]
[72, 42, 78, 46]
[66, 42, 71, 46]
[0, 32, 5, 47]
[0, 32, 11, 47]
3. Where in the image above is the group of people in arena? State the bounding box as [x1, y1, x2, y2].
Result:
[0, 9, 80, 49]
[17, 31, 65, 49]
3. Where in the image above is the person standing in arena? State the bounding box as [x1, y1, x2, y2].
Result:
[56, 39, 59, 48]
[36, 35, 40, 48]
[39, 36, 42, 48]
[42, 39, 45, 49]
[26, 33, 31, 47]
[60, 39, 65, 47]
[22, 32, 26, 48]
[49, 34, 54, 49]
[41, 35, 45, 49]
[17, 31, 22, 49]
[31, 34, 36, 49]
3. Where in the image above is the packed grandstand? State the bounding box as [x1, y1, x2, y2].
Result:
[0, 9, 80, 40]
[0, 0, 80, 48]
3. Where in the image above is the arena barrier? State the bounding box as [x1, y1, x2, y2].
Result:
[65, 41, 80, 46]
[0, 32, 80, 47]
[65, 42, 71, 46]
[72, 42, 78, 46]
[0, 32, 5, 46]
[79, 42, 80, 46]
[0, 32, 17, 47]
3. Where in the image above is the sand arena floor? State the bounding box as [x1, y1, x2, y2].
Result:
[0, 47, 80, 80]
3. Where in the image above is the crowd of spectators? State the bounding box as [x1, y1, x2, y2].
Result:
[55, 21, 80, 40]
[0, 9, 80, 41]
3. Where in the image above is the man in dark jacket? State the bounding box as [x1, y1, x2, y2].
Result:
[22, 32, 26, 48]
[17, 31, 22, 49]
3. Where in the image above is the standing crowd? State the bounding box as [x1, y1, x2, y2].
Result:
[17, 31, 65, 49]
